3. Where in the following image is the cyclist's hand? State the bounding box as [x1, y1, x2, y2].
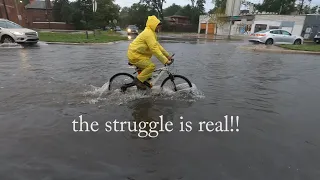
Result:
[166, 59, 173, 66]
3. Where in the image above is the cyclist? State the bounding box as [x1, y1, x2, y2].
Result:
[127, 15, 173, 90]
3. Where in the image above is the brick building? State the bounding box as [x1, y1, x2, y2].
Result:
[0, 0, 27, 26]
[0, 0, 74, 30]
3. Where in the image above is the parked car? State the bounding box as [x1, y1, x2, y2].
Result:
[126, 25, 139, 35]
[0, 18, 39, 45]
[115, 26, 121, 31]
[314, 32, 320, 44]
[248, 29, 303, 45]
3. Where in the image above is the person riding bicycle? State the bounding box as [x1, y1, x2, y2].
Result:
[127, 15, 173, 90]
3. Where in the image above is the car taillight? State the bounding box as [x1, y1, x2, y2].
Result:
[256, 34, 266, 36]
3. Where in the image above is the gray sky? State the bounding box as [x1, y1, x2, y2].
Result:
[115, 0, 320, 11]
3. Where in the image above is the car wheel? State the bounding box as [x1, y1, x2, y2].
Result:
[265, 38, 273, 45]
[1, 35, 15, 44]
[294, 39, 301, 45]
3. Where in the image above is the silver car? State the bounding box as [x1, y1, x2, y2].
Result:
[0, 18, 39, 44]
[248, 29, 304, 45]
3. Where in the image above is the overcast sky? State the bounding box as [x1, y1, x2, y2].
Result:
[114, 0, 320, 11]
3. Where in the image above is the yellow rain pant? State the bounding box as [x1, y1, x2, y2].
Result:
[131, 59, 155, 83]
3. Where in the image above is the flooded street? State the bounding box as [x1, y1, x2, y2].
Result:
[1, 40, 320, 180]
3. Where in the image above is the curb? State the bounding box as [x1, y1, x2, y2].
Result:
[240, 46, 320, 55]
[44, 40, 126, 45]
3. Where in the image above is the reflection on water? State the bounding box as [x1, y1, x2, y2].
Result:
[126, 98, 195, 139]
[19, 49, 31, 71]
[128, 35, 138, 40]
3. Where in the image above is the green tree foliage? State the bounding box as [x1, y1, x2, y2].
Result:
[140, 0, 166, 20]
[94, 0, 121, 28]
[210, 0, 227, 13]
[255, 0, 296, 14]
[296, 0, 312, 14]
[53, 0, 72, 23]
[163, 3, 182, 16]
[175, 0, 206, 25]
[120, 3, 157, 29]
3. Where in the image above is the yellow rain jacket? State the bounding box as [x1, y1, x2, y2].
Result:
[127, 15, 170, 65]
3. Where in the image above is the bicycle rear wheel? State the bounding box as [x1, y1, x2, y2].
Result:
[160, 75, 192, 92]
[108, 73, 134, 91]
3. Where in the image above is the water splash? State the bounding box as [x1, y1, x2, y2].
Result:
[82, 82, 205, 105]
[0, 43, 23, 49]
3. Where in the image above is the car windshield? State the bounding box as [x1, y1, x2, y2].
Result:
[6, 21, 22, 29]
[128, 25, 137, 29]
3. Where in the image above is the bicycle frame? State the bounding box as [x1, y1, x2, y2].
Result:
[149, 66, 171, 86]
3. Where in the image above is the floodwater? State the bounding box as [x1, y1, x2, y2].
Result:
[0, 39, 320, 180]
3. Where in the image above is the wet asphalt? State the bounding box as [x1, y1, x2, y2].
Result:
[0, 38, 320, 180]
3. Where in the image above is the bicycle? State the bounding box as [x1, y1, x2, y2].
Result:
[108, 54, 192, 93]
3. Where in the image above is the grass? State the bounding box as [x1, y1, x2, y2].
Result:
[279, 44, 320, 52]
[38, 31, 127, 43]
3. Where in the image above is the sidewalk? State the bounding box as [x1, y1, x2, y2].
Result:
[239, 44, 320, 55]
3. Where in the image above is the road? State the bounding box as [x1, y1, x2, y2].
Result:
[0, 40, 319, 180]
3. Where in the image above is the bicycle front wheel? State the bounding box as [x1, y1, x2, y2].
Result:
[108, 73, 134, 91]
[160, 75, 192, 92]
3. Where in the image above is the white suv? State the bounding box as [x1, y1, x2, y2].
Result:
[0, 18, 39, 44]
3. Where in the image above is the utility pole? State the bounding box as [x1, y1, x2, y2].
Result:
[2, 0, 9, 20]
[14, 0, 21, 25]
[45, 0, 51, 29]
[227, 0, 235, 40]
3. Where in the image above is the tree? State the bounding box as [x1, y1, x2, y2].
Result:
[94, 0, 121, 28]
[211, 0, 227, 13]
[208, 7, 227, 35]
[120, 3, 157, 29]
[163, 3, 182, 16]
[119, 7, 130, 27]
[255, 0, 296, 14]
[310, 5, 318, 14]
[196, 0, 206, 14]
[140, 0, 166, 20]
[191, 0, 195, 7]
[52, 0, 72, 23]
[297, 0, 312, 14]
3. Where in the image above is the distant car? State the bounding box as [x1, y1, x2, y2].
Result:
[314, 32, 320, 44]
[0, 18, 39, 45]
[115, 26, 121, 31]
[248, 29, 303, 45]
[127, 25, 138, 35]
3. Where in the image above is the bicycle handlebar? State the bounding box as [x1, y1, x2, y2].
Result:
[165, 53, 175, 66]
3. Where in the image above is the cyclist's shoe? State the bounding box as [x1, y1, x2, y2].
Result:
[133, 77, 147, 90]
[143, 81, 152, 88]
